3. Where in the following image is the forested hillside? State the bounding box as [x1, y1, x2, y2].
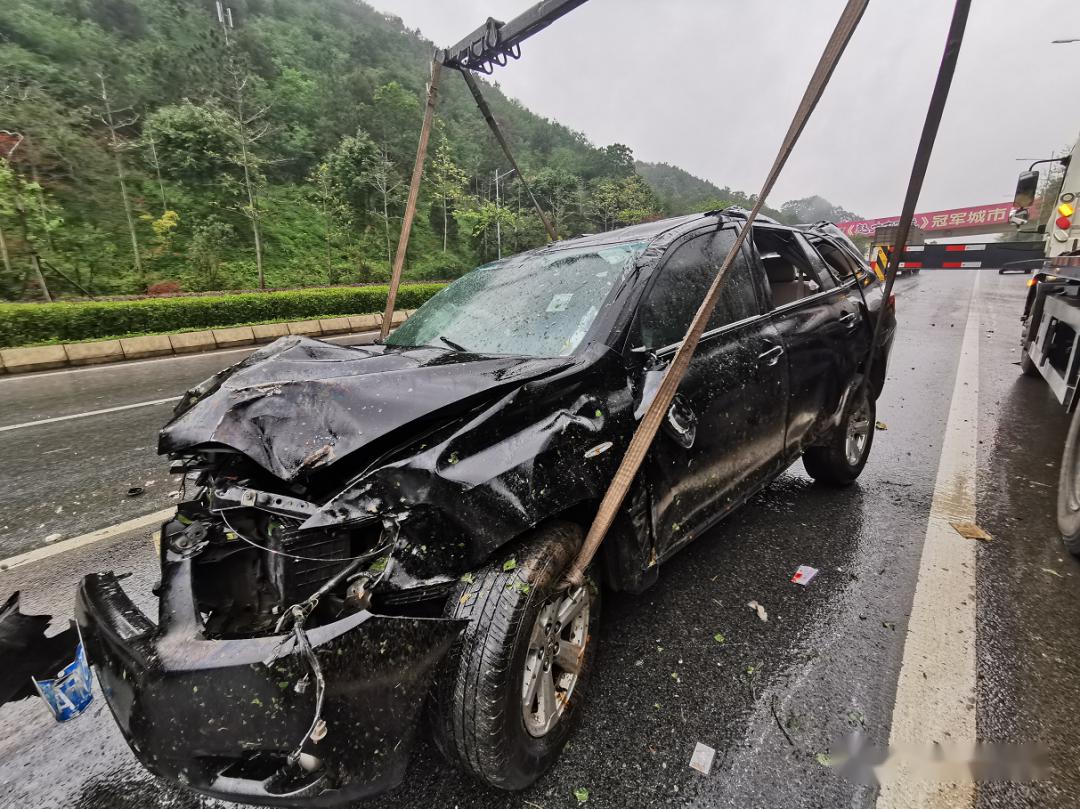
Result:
[635, 161, 786, 220]
[0, 0, 861, 301]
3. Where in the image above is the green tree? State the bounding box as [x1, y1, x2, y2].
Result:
[308, 161, 347, 283]
[428, 135, 468, 252]
[219, 59, 271, 288]
[454, 199, 523, 264]
[324, 132, 379, 230]
[143, 101, 234, 183]
[368, 81, 421, 166]
[530, 167, 582, 239]
[187, 217, 234, 290]
[779, 195, 862, 225]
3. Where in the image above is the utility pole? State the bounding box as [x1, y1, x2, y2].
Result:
[145, 130, 168, 214]
[216, 1, 233, 46]
[98, 74, 144, 287]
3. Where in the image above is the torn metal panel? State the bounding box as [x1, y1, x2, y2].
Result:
[0, 591, 79, 706]
[299, 346, 636, 564]
[160, 337, 574, 484]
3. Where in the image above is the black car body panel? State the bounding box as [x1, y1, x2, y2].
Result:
[78, 210, 896, 805]
[76, 567, 463, 806]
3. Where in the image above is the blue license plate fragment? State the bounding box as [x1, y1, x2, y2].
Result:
[33, 641, 93, 721]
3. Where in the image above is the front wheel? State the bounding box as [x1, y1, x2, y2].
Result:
[1020, 344, 1040, 377]
[803, 387, 876, 486]
[1057, 406, 1080, 555]
[430, 521, 600, 790]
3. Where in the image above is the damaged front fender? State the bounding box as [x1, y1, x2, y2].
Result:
[297, 346, 637, 574]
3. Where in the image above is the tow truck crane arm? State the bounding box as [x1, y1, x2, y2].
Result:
[441, 0, 589, 73]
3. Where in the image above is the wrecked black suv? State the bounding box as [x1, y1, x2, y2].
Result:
[75, 210, 894, 806]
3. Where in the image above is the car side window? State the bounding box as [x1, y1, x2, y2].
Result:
[813, 238, 862, 280]
[795, 234, 839, 289]
[752, 226, 834, 310]
[638, 229, 761, 350]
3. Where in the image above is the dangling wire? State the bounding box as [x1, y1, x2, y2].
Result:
[215, 508, 390, 563]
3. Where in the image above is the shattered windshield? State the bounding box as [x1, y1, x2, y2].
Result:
[387, 241, 647, 356]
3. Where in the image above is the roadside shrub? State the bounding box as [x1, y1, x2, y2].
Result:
[0, 283, 444, 347]
[410, 252, 472, 281]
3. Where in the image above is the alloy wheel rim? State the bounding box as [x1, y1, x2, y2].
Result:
[845, 395, 871, 467]
[521, 585, 589, 737]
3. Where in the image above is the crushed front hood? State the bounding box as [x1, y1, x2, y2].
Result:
[159, 337, 573, 482]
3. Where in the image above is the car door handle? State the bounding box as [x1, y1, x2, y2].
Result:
[757, 345, 784, 366]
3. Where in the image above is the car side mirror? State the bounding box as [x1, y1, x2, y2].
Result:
[630, 344, 662, 371]
[1014, 170, 1039, 209]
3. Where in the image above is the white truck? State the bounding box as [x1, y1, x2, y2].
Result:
[1012, 131, 1080, 552]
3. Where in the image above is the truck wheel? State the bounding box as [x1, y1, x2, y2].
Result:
[803, 387, 875, 486]
[1020, 346, 1039, 377]
[1058, 406, 1080, 555]
[431, 521, 599, 790]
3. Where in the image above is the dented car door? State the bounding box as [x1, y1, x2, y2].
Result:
[633, 227, 788, 557]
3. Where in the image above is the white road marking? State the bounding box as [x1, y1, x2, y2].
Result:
[0, 507, 175, 570]
[876, 274, 980, 809]
[0, 396, 182, 433]
[0, 331, 377, 383]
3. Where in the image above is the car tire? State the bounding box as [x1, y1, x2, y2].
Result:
[1020, 346, 1039, 377]
[803, 387, 875, 487]
[430, 521, 600, 790]
[1057, 406, 1080, 556]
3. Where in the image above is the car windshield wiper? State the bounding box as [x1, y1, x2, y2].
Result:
[438, 335, 470, 352]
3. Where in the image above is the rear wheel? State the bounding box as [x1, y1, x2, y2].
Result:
[1057, 406, 1080, 555]
[1020, 344, 1039, 377]
[430, 522, 599, 790]
[803, 387, 875, 486]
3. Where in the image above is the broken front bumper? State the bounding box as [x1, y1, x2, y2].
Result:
[75, 562, 462, 807]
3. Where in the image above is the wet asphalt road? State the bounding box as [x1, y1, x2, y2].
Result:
[0, 332, 375, 559]
[2, 270, 1080, 809]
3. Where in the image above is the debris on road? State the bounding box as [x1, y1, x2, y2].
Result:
[574, 787, 590, 803]
[32, 641, 94, 722]
[770, 695, 795, 747]
[689, 741, 716, 775]
[791, 565, 819, 586]
[1042, 567, 1065, 578]
[748, 600, 768, 621]
[125, 486, 144, 497]
[0, 592, 81, 709]
[875, 421, 888, 430]
[44, 533, 62, 544]
[713, 632, 726, 644]
[950, 521, 992, 542]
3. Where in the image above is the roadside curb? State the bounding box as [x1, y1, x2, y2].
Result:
[0, 310, 414, 375]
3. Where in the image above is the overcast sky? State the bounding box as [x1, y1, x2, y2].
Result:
[365, 0, 1078, 219]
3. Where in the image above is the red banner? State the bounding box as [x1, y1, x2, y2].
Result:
[835, 202, 1015, 237]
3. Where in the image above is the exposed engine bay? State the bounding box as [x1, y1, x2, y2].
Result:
[167, 459, 459, 640]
